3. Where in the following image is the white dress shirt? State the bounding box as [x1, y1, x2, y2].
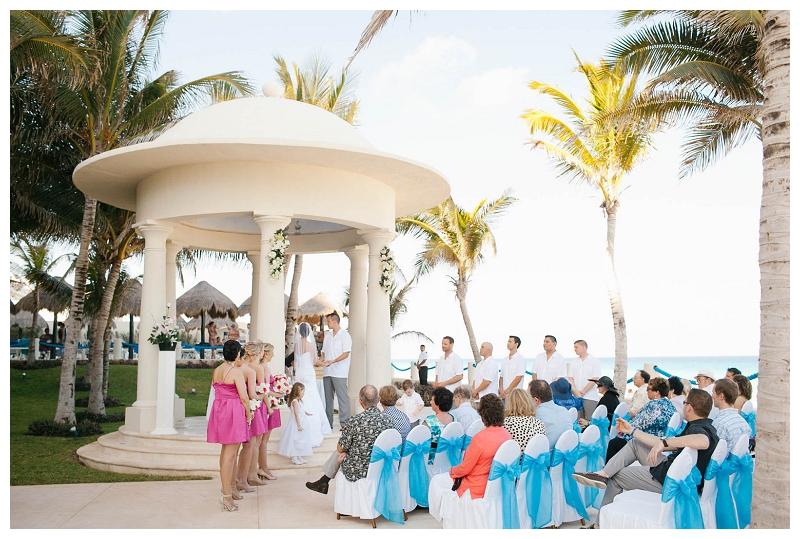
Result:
[532, 351, 567, 382]
[321, 328, 352, 378]
[417, 350, 428, 367]
[569, 354, 601, 401]
[473, 356, 499, 400]
[436, 352, 464, 392]
[500, 351, 526, 392]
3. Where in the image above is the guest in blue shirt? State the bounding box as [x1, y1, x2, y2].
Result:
[711, 378, 751, 451]
[450, 385, 480, 429]
[528, 379, 572, 449]
[379, 385, 411, 447]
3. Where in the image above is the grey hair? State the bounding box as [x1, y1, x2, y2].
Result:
[359, 385, 379, 407]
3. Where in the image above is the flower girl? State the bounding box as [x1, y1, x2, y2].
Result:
[277, 382, 313, 465]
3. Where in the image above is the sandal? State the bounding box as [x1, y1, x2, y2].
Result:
[581, 523, 599, 529]
[258, 469, 277, 480]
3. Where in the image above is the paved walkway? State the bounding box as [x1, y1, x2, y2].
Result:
[10, 472, 598, 529]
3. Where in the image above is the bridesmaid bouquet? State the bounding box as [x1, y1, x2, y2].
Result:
[255, 381, 269, 395]
[267, 395, 281, 409]
[273, 374, 290, 396]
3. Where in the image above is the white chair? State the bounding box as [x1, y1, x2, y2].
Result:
[516, 434, 550, 529]
[548, 429, 588, 527]
[610, 402, 629, 439]
[568, 407, 578, 422]
[590, 404, 609, 454]
[740, 400, 756, 452]
[664, 412, 682, 437]
[599, 448, 700, 529]
[428, 421, 465, 476]
[334, 429, 404, 528]
[576, 425, 604, 510]
[729, 433, 753, 529]
[699, 438, 729, 529]
[709, 406, 719, 420]
[399, 425, 432, 512]
[440, 439, 522, 528]
[462, 419, 485, 452]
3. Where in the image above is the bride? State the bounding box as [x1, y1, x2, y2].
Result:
[293, 322, 331, 446]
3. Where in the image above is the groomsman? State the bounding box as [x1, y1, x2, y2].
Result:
[499, 336, 526, 399]
[433, 336, 463, 391]
[473, 341, 499, 401]
[532, 334, 567, 382]
[569, 339, 601, 421]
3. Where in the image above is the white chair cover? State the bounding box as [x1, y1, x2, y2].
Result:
[568, 407, 578, 422]
[700, 438, 729, 529]
[598, 448, 698, 529]
[592, 404, 608, 422]
[576, 425, 603, 509]
[440, 439, 522, 529]
[517, 434, 550, 529]
[709, 406, 719, 420]
[428, 421, 465, 476]
[666, 411, 682, 433]
[334, 429, 402, 524]
[399, 425, 432, 512]
[549, 429, 583, 527]
[464, 418, 485, 447]
[609, 402, 629, 439]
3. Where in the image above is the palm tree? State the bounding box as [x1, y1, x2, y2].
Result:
[10, 10, 256, 425]
[273, 52, 360, 353]
[347, 10, 422, 67]
[10, 236, 71, 365]
[606, 10, 789, 526]
[523, 56, 659, 395]
[397, 192, 517, 372]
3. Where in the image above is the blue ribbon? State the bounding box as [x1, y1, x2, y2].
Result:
[403, 439, 431, 507]
[488, 460, 521, 529]
[461, 434, 472, 452]
[551, 447, 589, 520]
[435, 435, 463, 466]
[704, 458, 737, 529]
[660, 467, 704, 529]
[663, 422, 686, 438]
[370, 444, 404, 524]
[590, 416, 610, 454]
[577, 439, 605, 509]
[611, 411, 631, 431]
[741, 411, 756, 437]
[572, 420, 582, 435]
[521, 453, 552, 528]
[728, 452, 753, 528]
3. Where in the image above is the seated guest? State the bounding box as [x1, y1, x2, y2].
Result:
[726, 367, 742, 379]
[305, 385, 393, 495]
[681, 378, 692, 397]
[551, 377, 583, 412]
[428, 394, 511, 520]
[450, 385, 480, 429]
[579, 376, 619, 429]
[528, 379, 572, 449]
[379, 385, 411, 445]
[668, 376, 685, 422]
[695, 369, 716, 395]
[732, 374, 752, 413]
[573, 389, 719, 529]
[711, 378, 751, 451]
[628, 370, 650, 417]
[423, 387, 455, 464]
[606, 376, 676, 461]
[503, 388, 546, 454]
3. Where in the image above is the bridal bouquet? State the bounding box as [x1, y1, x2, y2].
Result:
[273, 373, 290, 396]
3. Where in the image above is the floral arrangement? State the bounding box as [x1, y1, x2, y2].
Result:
[379, 246, 395, 293]
[147, 309, 180, 345]
[248, 398, 261, 426]
[267, 395, 282, 409]
[267, 229, 289, 282]
[273, 373, 290, 395]
[256, 381, 269, 395]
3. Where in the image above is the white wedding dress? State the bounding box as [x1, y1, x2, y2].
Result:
[294, 347, 331, 446]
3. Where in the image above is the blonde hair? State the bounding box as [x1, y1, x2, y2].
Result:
[505, 388, 536, 417]
[287, 382, 305, 408]
[243, 340, 264, 358]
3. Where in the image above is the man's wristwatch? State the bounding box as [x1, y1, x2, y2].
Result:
[661, 437, 669, 448]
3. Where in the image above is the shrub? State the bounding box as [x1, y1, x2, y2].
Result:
[76, 411, 125, 423]
[27, 418, 103, 437]
[74, 379, 91, 392]
[75, 396, 122, 408]
[10, 360, 63, 370]
[416, 383, 435, 406]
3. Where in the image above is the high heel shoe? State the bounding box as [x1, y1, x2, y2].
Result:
[220, 494, 238, 512]
[258, 469, 277, 481]
[225, 488, 243, 501]
[236, 480, 255, 493]
[247, 475, 267, 486]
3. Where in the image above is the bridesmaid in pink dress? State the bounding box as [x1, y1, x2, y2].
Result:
[256, 342, 285, 480]
[207, 340, 251, 512]
[235, 342, 268, 492]
[242, 341, 271, 487]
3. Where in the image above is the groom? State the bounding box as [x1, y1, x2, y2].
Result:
[321, 312, 352, 429]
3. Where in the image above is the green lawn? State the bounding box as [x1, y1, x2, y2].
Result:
[10, 364, 215, 485]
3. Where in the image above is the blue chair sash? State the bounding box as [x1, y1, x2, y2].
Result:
[488, 460, 521, 529]
[611, 411, 631, 435]
[435, 435, 463, 466]
[551, 447, 589, 520]
[660, 467, 704, 529]
[370, 444, 404, 524]
[704, 458, 737, 529]
[521, 453, 552, 528]
[663, 422, 686, 438]
[403, 439, 431, 507]
[590, 416, 610, 448]
[741, 411, 756, 438]
[728, 452, 754, 528]
[577, 438, 605, 509]
[461, 434, 472, 452]
[572, 420, 582, 435]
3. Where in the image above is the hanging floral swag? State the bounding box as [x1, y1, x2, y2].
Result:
[379, 246, 395, 293]
[267, 229, 289, 282]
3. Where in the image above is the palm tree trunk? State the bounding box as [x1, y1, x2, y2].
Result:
[455, 278, 479, 384]
[26, 289, 40, 366]
[87, 257, 122, 415]
[751, 9, 790, 529]
[102, 325, 112, 399]
[55, 196, 97, 424]
[284, 254, 303, 357]
[604, 203, 628, 397]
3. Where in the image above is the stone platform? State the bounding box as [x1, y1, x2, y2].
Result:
[77, 408, 342, 478]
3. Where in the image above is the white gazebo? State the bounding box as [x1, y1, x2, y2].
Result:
[73, 84, 450, 436]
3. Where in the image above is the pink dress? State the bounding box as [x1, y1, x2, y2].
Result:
[206, 371, 248, 444]
[249, 378, 269, 437]
[266, 375, 282, 430]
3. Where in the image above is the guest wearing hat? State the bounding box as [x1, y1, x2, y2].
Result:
[579, 376, 619, 429]
[696, 369, 716, 395]
[550, 377, 583, 412]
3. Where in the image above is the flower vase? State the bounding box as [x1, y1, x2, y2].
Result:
[158, 342, 177, 351]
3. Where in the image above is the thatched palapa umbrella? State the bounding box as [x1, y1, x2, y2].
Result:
[115, 280, 142, 359]
[176, 281, 238, 345]
[238, 294, 290, 316]
[296, 292, 348, 331]
[11, 299, 17, 315]
[15, 282, 72, 351]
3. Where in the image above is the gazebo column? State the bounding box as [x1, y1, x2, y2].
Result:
[165, 240, 184, 430]
[343, 245, 368, 415]
[359, 230, 396, 388]
[246, 251, 260, 340]
[126, 222, 173, 434]
[254, 215, 291, 375]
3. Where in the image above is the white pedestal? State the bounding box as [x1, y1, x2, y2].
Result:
[113, 337, 123, 360]
[151, 348, 178, 435]
[410, 362, 419, 381]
